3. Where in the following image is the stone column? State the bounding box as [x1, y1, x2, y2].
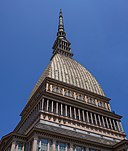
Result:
[94, 114, 97, 125]
[32, 137, 38, 151]
[119, 121, 124, 132]
[116, 121, 121, 132]
[82, 110, 85, 121]
[98, 115, 101, 126]
[102, 116, 105, 127]
[78, 109, 81, 120]
[51, 101, 54, 113]
[74, 108, 76, 119]
[105, 117, 109, 129]
[113, 119, 117, 130]
[46, 99, 49, 111]
[90, 112, 93, 124]
[65, 105, 67, 116]
[56, 102, 58, 114]
[52, 140, 56, 151]
[70, 106, 72, 118]
[61, 103, 63, 116]
[109, 118, 113, 130]
[86, 111, 89, 123]
[11, 141, 16, 151]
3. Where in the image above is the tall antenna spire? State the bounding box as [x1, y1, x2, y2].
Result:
[51, 9, 73, 60]
[57, 9, 66, 37]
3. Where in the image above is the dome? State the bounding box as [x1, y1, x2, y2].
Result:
[29, 54, 105, 100]
[28, 10, 105, 101]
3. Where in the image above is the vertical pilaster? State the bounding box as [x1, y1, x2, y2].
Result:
[65, 105, 67, 116]
[51, 101, 54, 112]
[70, 106, 72, 118]
[74, 92, 76, 100]
[108, 104, 111, 111]
[32, 137, 38, 151]
[74, 108, 76, 119]
[95, 99, 98, 106]
[62, 88, 65, 96]
[52, 140, 56, 151]
[46, 83, 49, 91]
[50, 84, 53, 91]
[105, 103, 108, 110]
[41, 98, 44, 110]
[11, 141, 16, 151]
[85, 96, 87, 103]
[70, 143, 73, 151]
[61, 103, 63, 116]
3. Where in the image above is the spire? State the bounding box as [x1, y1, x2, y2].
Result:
[57, 9, 66, 37]
[51, 9, 73, 60]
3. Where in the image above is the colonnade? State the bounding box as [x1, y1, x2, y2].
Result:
[41, 98, 124, 132]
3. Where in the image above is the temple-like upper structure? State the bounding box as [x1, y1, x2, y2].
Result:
[0, 9, 127, 151]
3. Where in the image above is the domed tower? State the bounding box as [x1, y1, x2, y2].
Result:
[0, 9, 128, 151]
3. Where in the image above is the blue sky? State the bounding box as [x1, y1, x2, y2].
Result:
[0, 0, 128, 139]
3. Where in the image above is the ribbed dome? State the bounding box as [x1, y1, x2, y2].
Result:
[29, 54, 105, 100]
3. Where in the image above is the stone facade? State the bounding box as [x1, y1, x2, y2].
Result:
[0, 9, 128, 151]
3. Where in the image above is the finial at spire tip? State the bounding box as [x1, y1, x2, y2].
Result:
[59, 9, 63, 17]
